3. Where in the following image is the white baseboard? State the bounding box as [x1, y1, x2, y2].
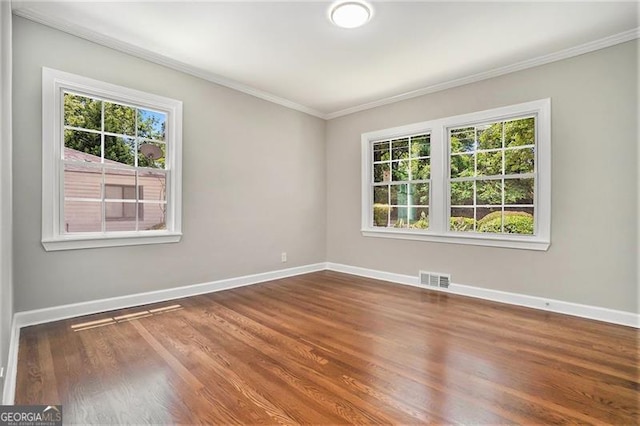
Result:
[2, 318, 20, 405]
[14, 263, 326, 329]
[325, 262, 640, 328]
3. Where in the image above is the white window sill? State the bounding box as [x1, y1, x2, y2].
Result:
[42, 232, 182, 251]
[362, 229, 550, 251]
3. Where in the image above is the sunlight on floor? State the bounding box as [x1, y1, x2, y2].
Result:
[70, 304, 183, 331]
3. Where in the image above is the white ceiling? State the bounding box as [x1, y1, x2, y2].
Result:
[12, 1, 640, 118]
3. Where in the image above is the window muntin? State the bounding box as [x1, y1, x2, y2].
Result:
[371, 134, 431, 229]
[42, 67, 182, 251]
[62, 92, 168, 233]
[448, 117, 536, 235]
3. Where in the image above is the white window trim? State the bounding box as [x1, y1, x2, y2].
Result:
[361, 99, 551, 251]
[42, 67, 183, 251]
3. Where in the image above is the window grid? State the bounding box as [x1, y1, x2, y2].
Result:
[61, 90, 169, 235]
[371, 134, 431, 230]
[448, 116, 536, 236]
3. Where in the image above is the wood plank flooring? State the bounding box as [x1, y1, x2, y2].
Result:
[15, 271, 640, 424]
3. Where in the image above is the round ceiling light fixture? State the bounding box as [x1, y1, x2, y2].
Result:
[330, 1, 372, 29]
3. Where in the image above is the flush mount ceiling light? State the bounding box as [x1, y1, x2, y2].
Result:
[330, 1, 372, 29]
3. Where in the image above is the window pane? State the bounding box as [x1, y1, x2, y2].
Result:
[504, 178, 534, 205]
[450, 153, 473, 178]
[104, 102, 136, 136]
[105, 185, 122, 200]
[64, 164, 102, 199]
[505, 147, 534, 174]
[450, 127, 475, 153]
[104, 169, 135, 196]
[373, 163, 390, 183]
[410, 158, 430, 180]
[390, 184, 408, 205]
[137, 109, 166, 141]
[138, 142, 166, 169]
[505, 117, 535, 147]
[373, 203, 390, 227]
[139, 171, 166, 202]
[373, 142, 390, 162]
[450, 208, 474, 232]
[476, 207, 502, 233]
[390, 206, 408, 228]
[392, 160, 409, 181]
[105, 135, 136, 166]
[123, 186, 137, 200]
[64, 93, 101, 131]
[105, 200, 136, 220]
[373, 185, 388, 204]
[450, 181, 473, 205]
[504, 207, 535, 235]
[410, 135, 430, 157]
[391, 138, 409, 160]
[64, 200, 102, 233]
[140, 203, 166, 231]
[409, 183, 429, 206]
[476, 151, 502, 176]
[409, 207, 429, 229]
[64, 130, 101, 161]
[476, 179, 502, 205]
[477, 122, 502, 150]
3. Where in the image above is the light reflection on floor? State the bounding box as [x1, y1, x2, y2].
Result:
[70, 304, 183, 332]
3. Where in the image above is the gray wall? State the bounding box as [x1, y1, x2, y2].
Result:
[13, 17, 326, 312]
[326, 40, 638, 314]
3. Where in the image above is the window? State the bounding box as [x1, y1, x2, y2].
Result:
[361, 99, 550, 250]
[42, 68, 183, 250]
[372, 134, 430, 229]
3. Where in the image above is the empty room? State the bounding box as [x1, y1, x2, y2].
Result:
[0, 0, 638, 424]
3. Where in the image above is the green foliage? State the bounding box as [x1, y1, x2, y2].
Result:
[450, 216, 475, 231]
[410, 211, 429, 229]
[476, 210, 532, 228]
[503, 215, 534, 234]
[449, 117, 536, 211]
[450, 154, 473, 179]
[450, 210, 533, 234]
[373, 204, 390, 226]
[505, 118, 534, 147]
[476, 180, 502, 205]
[473, 210, 534, 234]
[63, 93, 165, 168]
[394, 218, 406, 228]
[477, 212, 534, 235]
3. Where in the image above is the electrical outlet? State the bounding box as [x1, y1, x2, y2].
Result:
[0, 366, 4, 379]
[281, 252, 287, 262]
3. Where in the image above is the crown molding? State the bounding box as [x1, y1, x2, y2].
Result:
[11, 6, 327, 119]
[325, 27, 640, 120]
[12, 5, 639, 121]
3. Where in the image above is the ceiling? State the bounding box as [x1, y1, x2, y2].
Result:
[12, 1, 640, 119]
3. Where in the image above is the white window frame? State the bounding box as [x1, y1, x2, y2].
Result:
[361, 99, 551, 251]
[42, 67, 183, 251]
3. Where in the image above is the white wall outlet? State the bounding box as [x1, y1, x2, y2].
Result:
[281, 252, 287, 262]
[0, 366, 4, 379]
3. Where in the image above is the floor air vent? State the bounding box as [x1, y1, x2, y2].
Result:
[419, 271, 451, 289]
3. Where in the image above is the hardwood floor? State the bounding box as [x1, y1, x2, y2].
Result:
[15, 271, 639, 424]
